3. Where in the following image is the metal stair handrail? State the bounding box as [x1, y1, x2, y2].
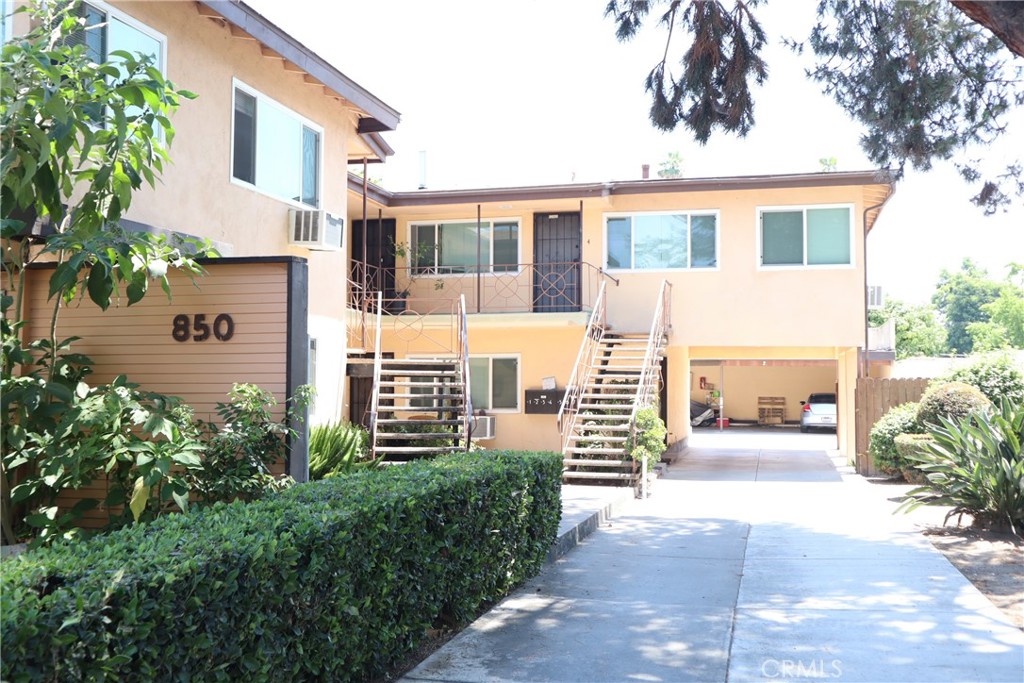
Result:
[457, 294, 473, 449]
[557, 281, 608, 453]
[629, 280, 672, 495]
[367, 290, 384, 460]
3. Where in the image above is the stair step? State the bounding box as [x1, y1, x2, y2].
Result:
[574, 424, 630, 431]
[568, 434, 628, 443]
[562, 458, 633, 468]
[379, 393, 465, 401]
[377, 432, 458, 440]
[565, 446, 628, 455]
[380, 370, 459, 378]
[573, 413, 631, 420]
[562, 471, 636, 480]
[379, 380, 457, 387]
[379, 405, 463, 413]
[377, 419, 463, 426]
[578, 403, 633, 411]
[376, 446, 466, 454]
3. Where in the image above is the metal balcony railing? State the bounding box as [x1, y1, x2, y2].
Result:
[349, 261, 617, 315]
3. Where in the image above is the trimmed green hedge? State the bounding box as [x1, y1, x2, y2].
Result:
[1, 450, 563, 682]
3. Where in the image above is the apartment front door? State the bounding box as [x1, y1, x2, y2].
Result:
[351, 219, 397, 302]
[533, 212, 581, 313]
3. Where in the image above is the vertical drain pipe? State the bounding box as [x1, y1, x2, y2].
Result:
[476, 204, 482, 313]
[361, 157, 369, 347]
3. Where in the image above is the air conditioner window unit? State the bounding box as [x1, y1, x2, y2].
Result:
[867, 285, 884, 310]
[472, 415, 496, 441]
[288, 209, 344, 251]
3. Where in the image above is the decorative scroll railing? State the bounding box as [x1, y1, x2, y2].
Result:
[349, 261, 617, 316]
[630, 280, 672, 497]
[556, 282, 608, 453]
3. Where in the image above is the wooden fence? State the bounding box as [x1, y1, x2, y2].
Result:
[854, 377, 930, 475]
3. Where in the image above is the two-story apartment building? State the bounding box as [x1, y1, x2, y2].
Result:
[344, 171, 894, 466]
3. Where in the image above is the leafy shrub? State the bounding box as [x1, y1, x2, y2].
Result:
[894, 433, 935, 485]
[0, 450, 563, 682]
[308, 421, 376, 479]
[944, 353, 1024, 404]
[916, 381, 991, 427]
[627, 405, 667, 470]
[187, 383, 312, 505]
[899, 399, 1024, 534]
[869, 402, 923, 474]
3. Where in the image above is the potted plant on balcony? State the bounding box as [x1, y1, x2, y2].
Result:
[389, 239, 444, 313]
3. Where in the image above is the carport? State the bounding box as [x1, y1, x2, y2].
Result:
[688, 359, 839, 448]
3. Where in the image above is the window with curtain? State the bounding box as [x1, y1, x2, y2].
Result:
[604, 212, 718, 270]
[232, 82, 321, 208]
[760, 206, 852, 266]
[410, 220, 519, 274]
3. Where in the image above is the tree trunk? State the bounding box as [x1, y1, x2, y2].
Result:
[951, 1, 1024, 57]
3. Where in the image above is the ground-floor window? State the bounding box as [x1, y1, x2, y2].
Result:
[469, 355, 520, 412]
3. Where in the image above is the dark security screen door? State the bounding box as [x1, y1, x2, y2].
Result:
[351, 219, 397, 300]
[534, 212, 581, 312]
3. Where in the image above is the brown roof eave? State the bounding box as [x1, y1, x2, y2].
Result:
[364, 169, 895, 207]
[201, 1, 400, 131]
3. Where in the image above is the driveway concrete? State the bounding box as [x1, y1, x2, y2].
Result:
[403, 428, 1024, 683]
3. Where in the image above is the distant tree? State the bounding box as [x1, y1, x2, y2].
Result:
[818, 157, 838, 173]
[657, 151, 684, 178]
[967, 265, 1024, 350]
[606, 0, 1024, 214]
[932, 259, 1003, 353]
[872, 299, 947, 359]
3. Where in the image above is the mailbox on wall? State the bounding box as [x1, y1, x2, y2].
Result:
[524, 390, 561, 414]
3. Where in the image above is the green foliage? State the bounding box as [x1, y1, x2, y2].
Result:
[916, 381, 992, 428]
[969, 278, 1024, 351]
[0, 450, 563, 681]
[657, 151, 684, 178]
[606, 0, 767, 141]
[308, 421, 377, 479]
[869, 402, 923, 474]
[188, 384, 312, 505]
[608, 1, 1023, 212]
[627, 406, 667, 470]
[1, 301, 203, 545]
[898, 399, 1024, 534]
[894, 433, 936, 485]
[871, 298, 947, 359]
[932, 259, 1003, 354]
[943, 352, 1024, 404]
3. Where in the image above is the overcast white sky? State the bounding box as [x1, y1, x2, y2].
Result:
[249, 0, 1024, 304]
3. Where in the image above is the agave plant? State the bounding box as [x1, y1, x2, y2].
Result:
[898, 399, 1024, 535]
[308, 421, 378, 479]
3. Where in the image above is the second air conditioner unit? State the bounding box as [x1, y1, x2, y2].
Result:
[288, 209, 344, 251]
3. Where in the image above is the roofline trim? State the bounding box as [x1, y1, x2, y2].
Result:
[350, 170, 896, 207]
[200, 1, 400, 131]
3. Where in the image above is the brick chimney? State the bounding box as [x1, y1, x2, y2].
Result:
[642, 164, 650, 179]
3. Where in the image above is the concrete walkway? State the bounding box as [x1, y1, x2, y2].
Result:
[403, 428, 1024, 682]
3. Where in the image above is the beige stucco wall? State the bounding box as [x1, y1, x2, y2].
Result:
[91, 2, 362, 422]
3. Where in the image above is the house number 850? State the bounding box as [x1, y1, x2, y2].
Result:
[172, 313, 235, 342]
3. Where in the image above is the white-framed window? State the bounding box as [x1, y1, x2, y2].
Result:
[232, 80, 322, 208]
[758, 204, 853, 267]
[409, 219, 519, 274]
[406, 354, 520, 413]
[604, 211, 718, 271]
[469, 355, 520, 412]
[1, 1, 14, 45]
[68, 1, 166, 73]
